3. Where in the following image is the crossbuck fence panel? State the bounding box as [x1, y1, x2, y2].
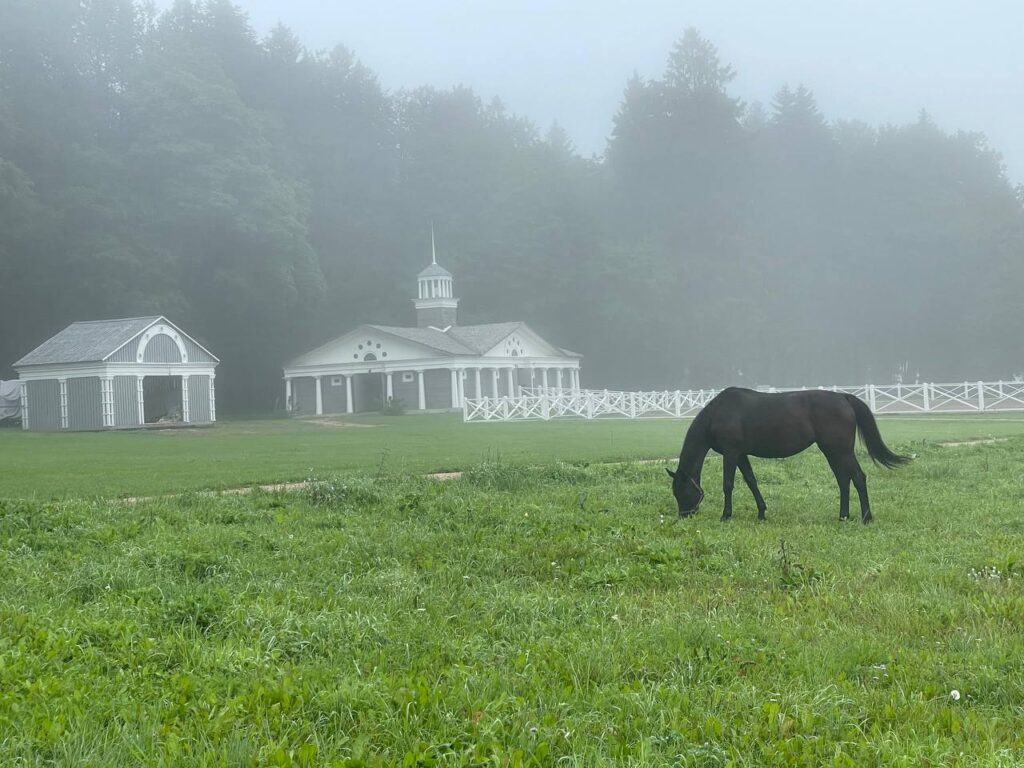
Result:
[462, 381, 1024, 422]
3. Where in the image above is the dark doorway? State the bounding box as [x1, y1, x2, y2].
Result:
[353, 372, 385, 412]
[143, 376, 183, 424]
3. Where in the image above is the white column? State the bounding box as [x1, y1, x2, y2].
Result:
[315, 375, 323, 416]
[101, 377, 114, 427]
[58, 378, 68, 429]
[209, 375, 217, 422]
[556, 369, 563, 390]
[417, 370, 426, 410]
[345, 375, 353, 414]
[136, 376, 145, 425]
[541, 368, 549, 391]
[386, 372, 394, 401]
[19, 381, 29, 430]
[474, 368, 482, 400]
[574, 369, 581, 391]
[457, 369, 465, 406]
[181, 376, 190, 423]
[506, 368, 515, 397]
[491, 368, 499, 398]
[450, 369, 459, 408]
[285, 378, 293, 411]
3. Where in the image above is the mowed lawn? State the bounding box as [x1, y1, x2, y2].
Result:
[3, 412, 1024, 499]
[1, 432, 1023, 765]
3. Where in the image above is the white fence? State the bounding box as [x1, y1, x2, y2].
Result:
[462, 381, 1024, 422]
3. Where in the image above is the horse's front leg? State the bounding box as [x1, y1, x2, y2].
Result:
[721, 455, 737, 522]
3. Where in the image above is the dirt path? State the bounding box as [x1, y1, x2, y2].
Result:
[117, 459, 675, 505]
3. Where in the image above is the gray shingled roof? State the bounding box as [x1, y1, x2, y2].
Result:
[446, 322, 524, 354]
[14, 317, 161, 367]
[417, 263, 452, 278]
[367, 325, 475, 355]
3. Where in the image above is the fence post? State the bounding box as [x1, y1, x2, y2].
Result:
[978, 381, 985, 411]
[868, 384, 877, 412]
[629, 392, 637, 419]
[674, 390, 681, 417]
[922, 382, 930, 411]
[586, 392, 594, 419]
[542, 393, 550, 421]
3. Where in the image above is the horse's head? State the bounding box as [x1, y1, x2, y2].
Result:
[666, 468, 704, 517]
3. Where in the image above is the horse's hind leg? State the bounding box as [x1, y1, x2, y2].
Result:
[850, 457, 872, 523]
[737, 455, 767, 520]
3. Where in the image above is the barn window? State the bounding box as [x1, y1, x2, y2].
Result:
[402, 372, 414, 383]
[364, 353, 377, 361]
[331, 377, 342, 386]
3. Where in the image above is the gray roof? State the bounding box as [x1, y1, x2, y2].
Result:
[367, 325, 474, 355]
[417, 263, 452, 278]
[14, 317, 161, 367]
[446, 322, 524, 354]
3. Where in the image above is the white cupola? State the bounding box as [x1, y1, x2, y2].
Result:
[413, 227, 459, 328]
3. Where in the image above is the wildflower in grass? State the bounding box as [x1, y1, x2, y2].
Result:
[950, 690, 961, 701]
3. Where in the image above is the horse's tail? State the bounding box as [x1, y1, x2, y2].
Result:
[844, 395, 912, 469]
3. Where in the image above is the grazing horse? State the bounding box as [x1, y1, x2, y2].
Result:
[667, 387, 910, 523]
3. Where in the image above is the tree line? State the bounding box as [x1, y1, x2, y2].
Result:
[2, 2, 1022, 409]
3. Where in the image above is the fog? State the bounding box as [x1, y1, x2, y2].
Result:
[2, 0, 1022, 411]
[167, 0, 1024, 180]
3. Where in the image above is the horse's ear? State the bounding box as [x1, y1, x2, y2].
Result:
[665, 468, 676, 478]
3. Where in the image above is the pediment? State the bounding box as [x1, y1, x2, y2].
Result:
[482, 325, 566, 359]
[287, 326, 446, 367]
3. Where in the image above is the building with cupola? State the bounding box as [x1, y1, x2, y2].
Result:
[282, 235, 582, 414]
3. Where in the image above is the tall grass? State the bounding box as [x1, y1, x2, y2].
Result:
[1, 439, 1023, 765]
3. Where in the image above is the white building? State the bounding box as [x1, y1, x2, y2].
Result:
[283, 244, 581, 414]
[13, 316, 218, 431]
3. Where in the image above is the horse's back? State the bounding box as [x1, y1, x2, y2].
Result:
[705, 387, 854, 458]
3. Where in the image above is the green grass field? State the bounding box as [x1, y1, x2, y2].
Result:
[1, 415, 1024, 765]
[3, 412, 1024, 499]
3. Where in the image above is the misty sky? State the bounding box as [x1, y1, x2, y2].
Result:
[165, 0, 1024, 182]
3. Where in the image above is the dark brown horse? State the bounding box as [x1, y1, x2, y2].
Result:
[667, 387, 910, 523]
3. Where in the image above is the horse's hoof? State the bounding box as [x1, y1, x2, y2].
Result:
[720, 514, 731, 522]
[861, 512, 873, 524]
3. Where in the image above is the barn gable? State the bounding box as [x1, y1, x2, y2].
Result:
[478, 324, 574, 359]
[105, 319, 219, 365]
[285, 325, 467, 368]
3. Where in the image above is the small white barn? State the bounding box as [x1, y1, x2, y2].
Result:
[13, 316, 218, 431]
[283, 246, 581, 414]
